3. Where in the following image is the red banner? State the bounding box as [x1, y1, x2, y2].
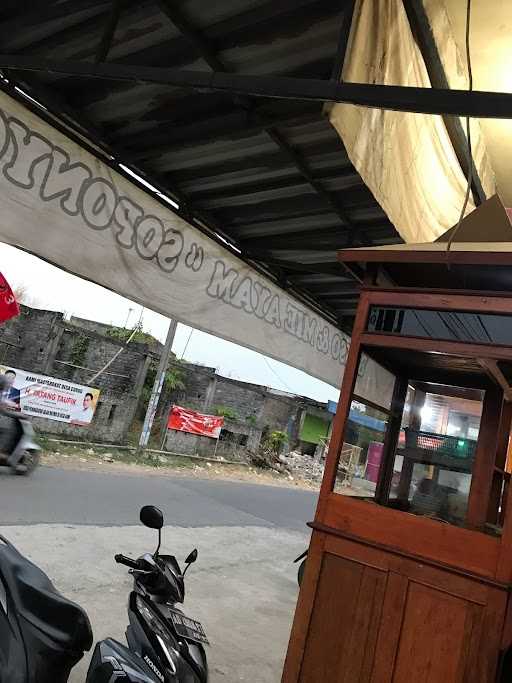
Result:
[168, 405, 224, 439]
[0, 272, 19, 323]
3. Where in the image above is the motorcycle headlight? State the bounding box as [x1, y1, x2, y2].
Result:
[136, 596, 178, 674]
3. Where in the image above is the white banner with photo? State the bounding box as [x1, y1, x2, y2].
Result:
[0, 91, 393, 405]
[0, 365, 100, 425]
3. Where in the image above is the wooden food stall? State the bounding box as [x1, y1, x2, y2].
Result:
[283, 198, 512, 683]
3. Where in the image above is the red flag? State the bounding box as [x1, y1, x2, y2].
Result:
[0, 273, 20, 323]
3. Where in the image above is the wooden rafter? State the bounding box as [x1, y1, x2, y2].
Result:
[478, 358, 512, 402]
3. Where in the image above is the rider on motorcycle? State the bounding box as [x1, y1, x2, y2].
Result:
[0, 373, 24, 471]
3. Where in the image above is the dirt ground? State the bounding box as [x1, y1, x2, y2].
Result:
[40, 440, 320, 491]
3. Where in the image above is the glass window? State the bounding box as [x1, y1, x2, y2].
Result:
[367, 306, 512, 346]
[333, 399, 389, 497]
[388, 390, 483, 527]
[330, 341, 512, 536]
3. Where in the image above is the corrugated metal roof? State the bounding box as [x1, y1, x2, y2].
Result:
[0, 0, 402, 331]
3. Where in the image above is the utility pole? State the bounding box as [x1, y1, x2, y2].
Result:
[139, 318, 178, 449]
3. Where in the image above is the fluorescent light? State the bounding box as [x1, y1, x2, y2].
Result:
[118, 163, 179, 209]
[156, 192, 179, 210]
[421, 406, 433, 423]
[14, 86, 48, 111]
[214, 231, 242, 254]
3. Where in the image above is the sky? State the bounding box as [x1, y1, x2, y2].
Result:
[0, 242, 340, 404]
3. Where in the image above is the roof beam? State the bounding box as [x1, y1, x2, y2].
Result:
[0, 1, 105, 47]
[95, 0, 123, 63]
[402, 0, 486, 205]
[156, 0, 226, 71]
[315, 291, 359, 301]
[246, 256, 346, 276]
[298, 281, 359, 294]
[330, 0, 356, 81]
[150, 4, 368, 245]
[239, 222, 394, 250]
[264, 127, 368, 245]
[123, 109, 319, 157]
[478, 359, 512, 402]
[1, 58, 511, 118]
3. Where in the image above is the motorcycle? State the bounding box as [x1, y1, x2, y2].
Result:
[89, 504, 208, 682]
[0, 409, 40, 475]
[294, 549, 308, 586]
[0, 505, 209, 682]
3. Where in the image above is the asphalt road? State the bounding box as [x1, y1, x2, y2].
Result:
[0, 466, 316, 683]
[0, 465, 317, 529]
[0, 465, 316, 681]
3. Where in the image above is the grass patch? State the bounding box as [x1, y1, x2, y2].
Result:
[40, 437, 195, 471]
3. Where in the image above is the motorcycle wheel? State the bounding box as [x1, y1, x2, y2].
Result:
[297, 559, 306, 586]
[16, 450, 40, 475]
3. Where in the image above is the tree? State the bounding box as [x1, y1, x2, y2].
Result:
[12, 284, 39, 307]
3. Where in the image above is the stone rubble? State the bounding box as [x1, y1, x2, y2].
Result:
[278, 451, 325, 483]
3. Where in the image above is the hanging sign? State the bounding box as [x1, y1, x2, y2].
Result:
[0, 365, 100, 424]
[0, 91, 393, 404]
[168, 405, 224, 439]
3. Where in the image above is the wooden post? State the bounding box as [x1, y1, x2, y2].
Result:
[490, 400, 512, 525]
[317, 292, 371, 518]
[466, 386, 503, 530]
[397, 386, 425, 502]
[375, 375, 408, 505]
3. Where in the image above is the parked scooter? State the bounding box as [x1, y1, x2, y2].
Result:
[89, 505, 208, 682]
[0, 505, 208, 682]
[0, 409, 40, 474]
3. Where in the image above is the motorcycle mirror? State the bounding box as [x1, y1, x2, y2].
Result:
[182, 548, 198, 577]
[185, 548, 198, 565]
[140, 505, 164, 530]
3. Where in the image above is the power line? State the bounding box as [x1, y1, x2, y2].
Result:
[261, 355, 294, 393]
[180, 327, 193, 359]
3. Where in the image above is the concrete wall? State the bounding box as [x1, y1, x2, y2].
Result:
[0, 307, 153, 442]
[165, 418, 261, 461]
[164, 372, 330, 459]
[0, 306, 333, 449]
[0, 306, 62, 371]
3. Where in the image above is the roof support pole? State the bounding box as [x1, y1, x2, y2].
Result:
[402, 0, 486, 205]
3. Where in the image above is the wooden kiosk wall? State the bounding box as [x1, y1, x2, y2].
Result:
[282, 288, 512, 683]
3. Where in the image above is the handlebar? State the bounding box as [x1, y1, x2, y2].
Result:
[114, 553, 142, 570]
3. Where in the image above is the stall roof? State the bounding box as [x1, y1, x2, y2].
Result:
[0, 0, 405, 333]
[337, 195, 512, 293]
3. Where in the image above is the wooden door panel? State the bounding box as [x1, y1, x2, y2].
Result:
[299, 553, 387, 683]
[291, 536, 506, 683]
[392, 581, 481, 683]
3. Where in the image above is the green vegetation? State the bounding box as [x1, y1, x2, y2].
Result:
[105, 325, 157, 346]
[142, 361, 186, 407]
[266, 430, 289, 454]
[69, 334, 90, 367]
[213, 405, 239, 420]
[40, 438, 195, 470]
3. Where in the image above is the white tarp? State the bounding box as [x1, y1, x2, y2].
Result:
[0, 91, 394, 403]
[328, 0, 496, 244]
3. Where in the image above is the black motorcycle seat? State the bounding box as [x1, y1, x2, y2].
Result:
[0, 536, 93, 652]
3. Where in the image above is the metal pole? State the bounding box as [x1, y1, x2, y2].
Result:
[139, 319, 178, 449]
